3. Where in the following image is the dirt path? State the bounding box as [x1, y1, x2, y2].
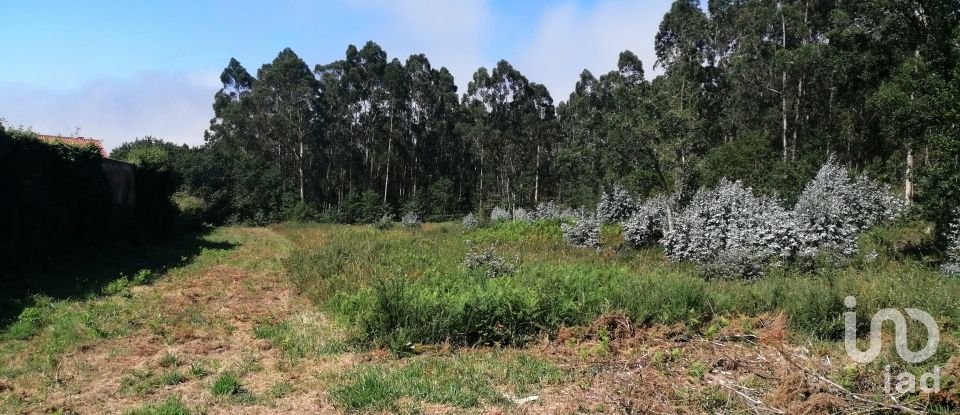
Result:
[11, 227, 352, 414]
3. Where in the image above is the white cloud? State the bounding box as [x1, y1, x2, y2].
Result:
[0, 1, 673, 151]
[0, 71, 217, 151]
[344, 0, 490, 94]
[514, 0, 670, 101]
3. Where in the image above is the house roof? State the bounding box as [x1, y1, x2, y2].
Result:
[37, 134, 107, 157]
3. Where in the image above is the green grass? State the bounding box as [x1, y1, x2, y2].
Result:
[188, 362, 208, 378]
[252, 311, 350, 358]
[1, 231, 236, 327]
[125, 397, 192, 415]
[0, 228, 249, 389]
[329, 351, 567, 411]
[211, 373, 243, 396]
[159, 351, 180, 368]
[284, 220, 960, 358]
[120, 370, 163, 396]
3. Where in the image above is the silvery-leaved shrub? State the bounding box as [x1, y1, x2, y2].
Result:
[793, 159, 905, 258]
[622, 195, 670, 247]
[374, 213, 394, 230]
[462, 212, 480, 229]
[561, 216, 600, 248]
[401, 211, 422, 228]
[534, 201, 561, 220]
[562, 207, 588, 220]
[662, 179, 800, 278]
[462, 246, 517, 278]
[512, 207, 532, 222]
[942, 212, 960, 276]
[597, 185, 636, 223]
[490, 206, 511, 222]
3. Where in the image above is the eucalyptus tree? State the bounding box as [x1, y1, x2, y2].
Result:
[654, 0, 711, 166]
[463, 60, 555, 207]
[250, 48, 322, 202]
[206, 58, 256, 152]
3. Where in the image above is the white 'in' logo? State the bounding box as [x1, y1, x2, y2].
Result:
[843, 296, 939, 364]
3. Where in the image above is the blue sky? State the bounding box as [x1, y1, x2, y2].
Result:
[0, 0, 673, 150]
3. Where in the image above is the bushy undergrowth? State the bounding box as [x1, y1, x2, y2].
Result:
[662, 179, 799, 279]
[793, 159, 904, 258]
[284, 221, 959, 349]
[597, 185, 636, 223]
[942, 213, 960, 276]
[374, 213, 394, 230]
[400, 212, 422, 228]
[561, 217, 600, 248]
[512, 207, 533, 222]
[534, 201, 561, 220]
[489, 207, 511, 222]
[461, 246, 517, 278]
[461, 213, 480, 229]
[632, 160, 906, 278]
[622, 195, 670, 248]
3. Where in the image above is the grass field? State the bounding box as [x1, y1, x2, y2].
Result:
[1, 221, 958, 414]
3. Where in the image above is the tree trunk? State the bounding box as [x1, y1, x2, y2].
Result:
[781, 5, 788, 162]
[479, 148, 484, 197]
[383, 114, 393, 203]
[793, 76, 803, 161]
[298, 138, 305, 202]
[905, 146, 914, 206]
[534, 144, 541, 203]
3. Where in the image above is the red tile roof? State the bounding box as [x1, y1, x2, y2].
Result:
[37, 134, 107, 157]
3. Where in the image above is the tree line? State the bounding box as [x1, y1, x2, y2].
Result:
[120, 0, 960, 232]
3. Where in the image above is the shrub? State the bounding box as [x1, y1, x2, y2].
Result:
[662, 179, 800, 278]
[942, 212, 960, 276]
[597, 185, 636, 223]
[285, 200, 318, 223]
[343, 191, 385, 224]
[374, 213, 394, 230]
[173, 191, 206, 229]
[699, 247, 768, 281]
[534, 201, 561, 220]
[461, 246, 517, 278]
[917, 134, 960, 239]
[622, 195, 670, 247]
[560, 207, 586, 220]
[561, 217, 600, 248]
[428, 177, 456, 215]
[401, 212, 422, 228]
[462, 213, 480, 229]
[512, 208, 532, 222]
[317, 208, 346, 223]
[490, 207, 511, 222]
[793, 159, 905, 258]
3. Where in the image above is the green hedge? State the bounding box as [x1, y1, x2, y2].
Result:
[0, 125, 176, 268]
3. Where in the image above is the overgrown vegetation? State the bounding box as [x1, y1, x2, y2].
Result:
[284, 220, 960, 349]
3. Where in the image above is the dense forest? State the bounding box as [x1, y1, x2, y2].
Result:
[113, 0, 960, 231]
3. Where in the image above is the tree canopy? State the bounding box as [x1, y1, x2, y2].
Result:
[112, 0, 959, 230]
